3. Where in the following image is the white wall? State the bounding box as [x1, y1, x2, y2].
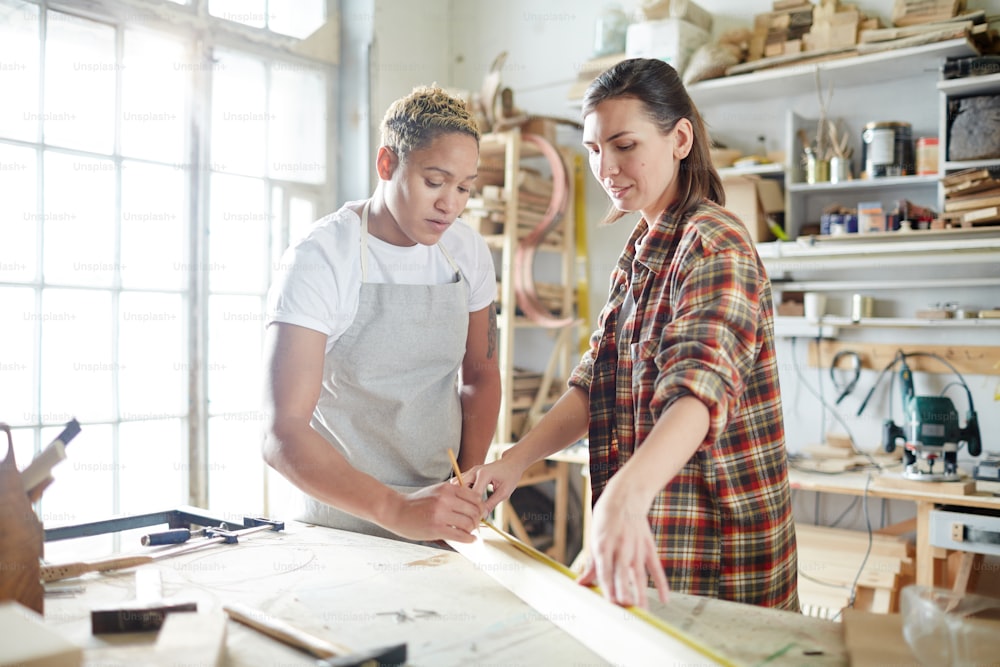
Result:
[365, 0, 1000, 528]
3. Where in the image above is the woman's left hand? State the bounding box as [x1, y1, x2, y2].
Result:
[576, 479, 669, 609]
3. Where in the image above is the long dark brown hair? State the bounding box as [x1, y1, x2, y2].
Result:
[582, 58, 724, 225]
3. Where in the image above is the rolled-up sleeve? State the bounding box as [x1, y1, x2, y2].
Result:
[649, 248, 763, 449]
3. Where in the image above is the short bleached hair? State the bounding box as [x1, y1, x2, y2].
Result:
[379, 85, 480, 159]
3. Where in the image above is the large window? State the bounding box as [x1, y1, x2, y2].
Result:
[0, 0, 333, 558]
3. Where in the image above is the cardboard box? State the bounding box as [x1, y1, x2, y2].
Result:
[722, 175, 785, 243]
[625, 18, 710, 76]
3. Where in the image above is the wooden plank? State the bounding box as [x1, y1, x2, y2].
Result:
[150, 611, 226, 667]
[0, 601, 82, 667]
[808, 340, 1000, 376]
[448, 526, 737, 667]
[874, 474, 975, 496]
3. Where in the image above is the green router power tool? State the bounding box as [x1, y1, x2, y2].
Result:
[881, 355, 982, 481]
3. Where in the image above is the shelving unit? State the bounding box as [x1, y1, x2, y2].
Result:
[465, 128, 579, 444]
[938, 71, 1000, 175]
[686, 37, 979, 107]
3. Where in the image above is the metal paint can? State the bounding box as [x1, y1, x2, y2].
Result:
[861, 121, 913, 178]
[851, 294, 875, 322]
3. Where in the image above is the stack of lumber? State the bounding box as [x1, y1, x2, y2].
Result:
[797, 523, 915, 618]
[496, 281, 568, 317]
[567, 53, 627, 102]
[465, 171, 564, 249]
[511, 368, 544, 409]
[749, 0, 816, 60]
[891, 0, 964, 27]
[941, 168, 1000, 227]
[804, 0, 876, 51]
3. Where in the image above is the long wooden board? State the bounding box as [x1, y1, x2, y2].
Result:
[808, 340, 1000, 376]
[448, 524, 736, 667]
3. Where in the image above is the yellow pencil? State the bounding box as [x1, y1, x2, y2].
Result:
[447, 448, 464, 485]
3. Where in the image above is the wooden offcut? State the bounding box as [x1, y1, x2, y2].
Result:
[807, 341, 1000, 377]
[0, 601, 82, 667]
[0, 431, 44, 615]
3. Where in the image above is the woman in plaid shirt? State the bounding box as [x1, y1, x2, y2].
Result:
[468, 58, 799, 611]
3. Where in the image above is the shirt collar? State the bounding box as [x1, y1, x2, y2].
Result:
[624, 213, 683, 275]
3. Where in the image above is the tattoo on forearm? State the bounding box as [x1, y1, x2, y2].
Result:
[487, 303, 497, 359]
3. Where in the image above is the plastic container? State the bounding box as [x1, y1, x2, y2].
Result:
[593, 4, 628, 57]
[900, 585, 1000, 667]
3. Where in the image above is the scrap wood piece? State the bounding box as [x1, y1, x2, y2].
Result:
[448, 525, 736, 667]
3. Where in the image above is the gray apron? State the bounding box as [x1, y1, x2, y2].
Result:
[296, 201, 469, 539]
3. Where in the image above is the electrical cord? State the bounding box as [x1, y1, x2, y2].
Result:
[831, 472, 875, 623]
[790, 337, 882, 470]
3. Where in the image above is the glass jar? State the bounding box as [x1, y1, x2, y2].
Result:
[593, 4, 628, 57]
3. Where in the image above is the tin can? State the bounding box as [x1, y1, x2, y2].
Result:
[916, 137, 939, 175]
[861, 121, 913, 178]
[851, 294, 874, 322]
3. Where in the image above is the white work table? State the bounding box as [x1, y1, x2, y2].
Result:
[39, 520, 847, 666]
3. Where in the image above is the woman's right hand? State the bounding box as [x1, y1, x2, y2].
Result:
[384, 482, 485, 543]
[466, 452, 531, 517]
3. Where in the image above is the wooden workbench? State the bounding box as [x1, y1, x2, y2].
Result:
[789, 468, 1000, 587]
[40, 520, 846, 666]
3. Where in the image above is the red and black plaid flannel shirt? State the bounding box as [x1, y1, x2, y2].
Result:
[569, 201, 799, 610]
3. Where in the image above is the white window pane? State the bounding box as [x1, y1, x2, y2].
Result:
[119, 419, 187, 513]
[122, 30, 188, 163]
[268, 65, 326, 184]
[40, 289, 114, 423]
[43, 11, 115, 154]
[270, 185, 284, 267]
[7, 426, 36, 477]
[121, 161, 187, 290]
[288, 196, 315, 244]
[208, 416, 264, 515]
[208, 173, 268, 293]
[268, 0, 326, 39]
[43, 152, 116, 286]
[119, 291, 187, 418]
[209, 0, 266, 29]
[0, 143, 38, 282]
[0, 287, 36, 425]
[211, 50, 267, 176]
[0, 1, 40, 141]
[207, 294, 265, 415]
[39, 422, 115, 562]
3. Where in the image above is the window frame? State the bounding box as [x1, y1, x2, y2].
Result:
[0, 0, 339, 523]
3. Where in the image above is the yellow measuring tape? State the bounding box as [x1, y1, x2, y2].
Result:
[481, 520, 739, 667]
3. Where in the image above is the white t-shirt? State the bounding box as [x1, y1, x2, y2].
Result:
[266, 202, 497, 351]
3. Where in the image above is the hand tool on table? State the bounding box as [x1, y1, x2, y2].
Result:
[90, 567, 198, 633]
[223, 602, 406, 667]
[21, 418, 81, 501]
[140, 525, 215, 546]
[41, 517, 284, 583]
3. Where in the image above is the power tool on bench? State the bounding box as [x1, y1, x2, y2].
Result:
[880, 354, 982, 481]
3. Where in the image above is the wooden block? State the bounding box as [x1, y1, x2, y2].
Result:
[151, 611, 227, 667]
[842, 609, 916, 665]
[0, 601, 82, 667]
[873, 474, 975, 495]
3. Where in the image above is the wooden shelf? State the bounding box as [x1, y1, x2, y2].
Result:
[776, 315, 1000, 332]
[717, 163, 785, 179]
[687, 37, 979, 107]
[937, 71, 1000, 96]
[786, 174, 940, 192]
